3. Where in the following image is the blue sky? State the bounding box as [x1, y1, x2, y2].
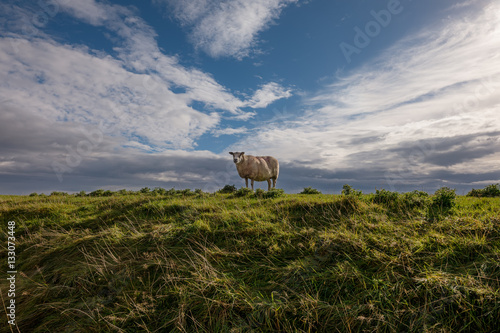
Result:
[1, 0, 499, 194]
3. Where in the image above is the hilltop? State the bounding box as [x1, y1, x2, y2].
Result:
[1, 188, 499, 332]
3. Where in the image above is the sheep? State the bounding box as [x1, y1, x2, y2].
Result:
[229, 152, 279, 191]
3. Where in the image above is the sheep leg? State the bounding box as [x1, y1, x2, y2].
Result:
[251, 179, 254, 190]
[267, 179, 271, 191]
[245, 178, 248, 188]
[272, 178, 276, 188]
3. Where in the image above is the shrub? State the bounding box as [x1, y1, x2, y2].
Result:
[263, 188, 285, 199]
[427, 187, 456, 220]
[401, 190, 429, 210]
[75, 190, 86, 197]
[89, 189, 105, 197]
[29, 192, 38, 197]
[432, 187, 456, 210]
[373, 189, 399, 206]
[342, 184, 362, 197]
[102, 190, 114, 197]
[467, 188, 483, 197]
[235, 187, 253, 197]
[151, 187, 167, 196]
[139, 187, 151, 194]
[194, 189, 206, 196]
[254, 188, 266, 198]
[219, 185, 237, 194]
[372, 189, 430, 216]
[467, 184, 500, 197]
[117, 189, 130, 195]
[300, 187, 322, 194]
[179, 189, 195, 196]
[165, 188, 177, 196]
[480, 184, 500, 197]
[50, 191, 68, 196]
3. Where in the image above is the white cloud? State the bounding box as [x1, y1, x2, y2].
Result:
[0, 0, 292, 152]
[246, 82, 293, 108]
[57, 0, 249, 116]
[54, 0, 111, 25]
[212, 126, 248, 137]
[0, 36, 222, 149]
[160, 0, 298, 58]
[230, 2, 500, 187]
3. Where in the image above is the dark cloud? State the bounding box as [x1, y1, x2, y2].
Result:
[1, 101, 499, 195]
[388, 132, 500, 167]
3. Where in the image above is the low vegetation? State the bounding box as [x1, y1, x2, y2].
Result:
[467, 183, 500, 198]
[1, 185, 499, 332]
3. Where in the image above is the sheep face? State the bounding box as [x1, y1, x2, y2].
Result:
[229, 152, 245, 164]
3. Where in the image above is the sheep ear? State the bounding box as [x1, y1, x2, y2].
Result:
[229, 152, 233, 155]
[241, 152, 245, 155]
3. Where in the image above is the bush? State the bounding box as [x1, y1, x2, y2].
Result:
[194, 189, 206, 196]
[432, 187, 456, 210]
[401, 190, 429, 210]
[75, 190, 86, 197]
[373, 189, 399, 207]
[29, 192, 38, 197]
[102, 190, 114, 197]
[372, 189, 430, 216]
[300, 187, 322, 194]
[467, 184, 500, 197]
[179, 189, 195, 196]
[89, 189, 105, 197]
[263, 188, 285, 199]
[117, 189, 130, 195]
[235, 187, 253, 197]
[139, 187, 151, 194]
[165, 188, 177, 196]
[427, 187, 456, 220]
[254, 188, 266, 198]
[467, 189, 483, 197]
[481, 183, 499, 197]
[152, 187, 167, 196]
[342, 184, 362, 197]
[50, 191, 68, 196]
[219, 185, 237, 194]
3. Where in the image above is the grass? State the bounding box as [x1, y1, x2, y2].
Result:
[1, 191, 499, 332]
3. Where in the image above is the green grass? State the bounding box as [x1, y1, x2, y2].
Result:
[1, 192, 500, 332]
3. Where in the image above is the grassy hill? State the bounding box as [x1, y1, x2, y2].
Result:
[1, 188, 500, 332]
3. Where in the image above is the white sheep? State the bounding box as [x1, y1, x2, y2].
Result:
[229, 152, 279, 191]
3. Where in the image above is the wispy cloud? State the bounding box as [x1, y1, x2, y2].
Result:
[231, 2, 500, 189]
[211, 126, 248, 137]
[246, 82, 293, 108]
[0, 0, 291, 151]
[158, 0, 298, 58]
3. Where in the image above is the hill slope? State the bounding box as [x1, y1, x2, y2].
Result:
[1, 192, 500, 332]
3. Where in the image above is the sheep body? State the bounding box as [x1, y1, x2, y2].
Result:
[229, 152, 279, 190]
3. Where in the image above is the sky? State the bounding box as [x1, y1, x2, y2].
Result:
[0, 0, 499, 195]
